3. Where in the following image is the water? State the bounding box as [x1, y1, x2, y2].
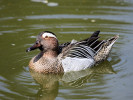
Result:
[0, 0, 133, 100]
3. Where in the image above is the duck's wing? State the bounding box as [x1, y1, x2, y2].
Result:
[58, 42, 70, 54]
[58, 39, 79, 54]
[58, 31, 103, 72]
[58, 31, 119, 72]
[59, 30, 103, 58]
[58, 30, 100, 54]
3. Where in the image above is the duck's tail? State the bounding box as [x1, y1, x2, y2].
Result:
[94, 34, 119, 64]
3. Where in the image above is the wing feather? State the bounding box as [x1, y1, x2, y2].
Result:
[58, 30, 103, 59]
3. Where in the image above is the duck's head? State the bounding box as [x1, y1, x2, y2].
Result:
[26, 31, 59, 52]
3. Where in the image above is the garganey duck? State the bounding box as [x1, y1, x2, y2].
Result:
[26, 31, 119, 73]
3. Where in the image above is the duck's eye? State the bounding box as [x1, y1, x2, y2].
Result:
[35, 41, 40, 44]
[45, 36, 49, 38]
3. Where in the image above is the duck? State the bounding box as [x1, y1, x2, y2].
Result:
[26, 30, 119, 73]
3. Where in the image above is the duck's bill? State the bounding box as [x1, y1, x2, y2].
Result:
[26, 41, 41, 52]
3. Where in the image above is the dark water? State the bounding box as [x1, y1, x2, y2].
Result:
[0, 0, 133, 100]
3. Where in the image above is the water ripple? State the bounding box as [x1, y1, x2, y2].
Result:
[25, 14, 133, 23]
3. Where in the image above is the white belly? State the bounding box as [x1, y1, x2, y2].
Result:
[62, 57, 95, 72]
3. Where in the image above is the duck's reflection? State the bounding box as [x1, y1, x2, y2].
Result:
[30, 71, 63, 100]
[30, 60, 115, 100]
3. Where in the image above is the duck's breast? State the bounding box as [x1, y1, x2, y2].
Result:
[62, 57, 95, 72]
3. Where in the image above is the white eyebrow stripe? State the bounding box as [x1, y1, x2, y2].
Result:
[42, 32, 57, 39]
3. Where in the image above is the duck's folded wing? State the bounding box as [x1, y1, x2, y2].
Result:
[59, 30, 102, 59]
[58, 31, 102, 72]
[58, 42, 70, 54]
[59, 42, 97, 72]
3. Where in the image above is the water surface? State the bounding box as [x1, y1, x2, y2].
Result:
[0, 0, 133, 100]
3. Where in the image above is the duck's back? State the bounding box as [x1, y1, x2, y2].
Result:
[58, 31, 119, 72]
[58, 36, 98, 72]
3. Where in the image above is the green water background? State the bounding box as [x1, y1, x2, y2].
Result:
[0, 0, 133, 100]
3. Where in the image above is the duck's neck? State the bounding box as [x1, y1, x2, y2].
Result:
[41, 50, 58, 59]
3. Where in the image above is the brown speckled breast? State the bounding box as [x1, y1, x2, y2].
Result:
[29, 54, 64, 74]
